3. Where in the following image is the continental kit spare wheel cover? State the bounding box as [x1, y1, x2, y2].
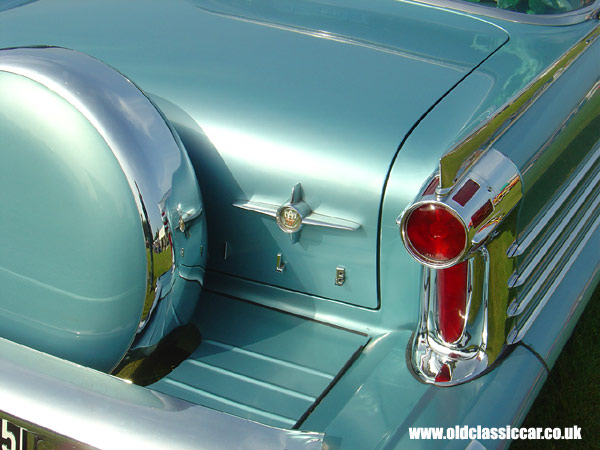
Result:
[0, 47, 205, 372]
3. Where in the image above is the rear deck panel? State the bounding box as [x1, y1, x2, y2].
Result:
[150, 293, 369, 428]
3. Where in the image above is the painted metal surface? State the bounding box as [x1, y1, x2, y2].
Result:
[380, 19, 599, 348]
[0, 0, 38, 12]
[437, 26, 600, 192]
[380, 20, 596, 336]
[0, 46, 206, 372]
[302, 333, 546, 450]
[234, 182, 362, 243]
[418, 0, 600, 25]
[150, 292, 368, 428]
[0, 326, 545, 450]
[0, 0, 598, 448]
[0, 0, 507, 308]
[385, 19, 599, 384]
[0, 56, 146, 372]
[487, 28, 600, 357]
[0, 337, 325, 450]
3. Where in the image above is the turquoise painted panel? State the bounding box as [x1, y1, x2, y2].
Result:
[0, 2, 595, 448]
[162, 362, 314, 426]
[0, 0, 507, 308]
[154, 377, 299, 429]
[192, 293, 368, 374]
[379, 20, 597, 327]
[0, 72, 147, 371]
[0, 336, 324, 450]
[189, 340, 334, 397]
[299, 332, 545, 449]
[0, 0, 35, 12]
[150, 292, 368, 427]
[495, 34, 600, 240]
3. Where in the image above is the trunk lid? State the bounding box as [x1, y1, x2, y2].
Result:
[0, 0, 508, 307]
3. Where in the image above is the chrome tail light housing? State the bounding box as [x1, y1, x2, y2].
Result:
[398, 148, 522, 385]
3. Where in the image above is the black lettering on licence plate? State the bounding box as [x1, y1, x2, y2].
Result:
[1, 418, 27, 450]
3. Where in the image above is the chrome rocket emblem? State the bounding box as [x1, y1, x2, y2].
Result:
[273, 183, 312, 239]
[233, 183, 361, 244]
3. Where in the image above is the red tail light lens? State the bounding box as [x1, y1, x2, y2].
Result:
[436, 261, 468, 343]
[404, 203, 466, 264]
[434, 363, 452, 383]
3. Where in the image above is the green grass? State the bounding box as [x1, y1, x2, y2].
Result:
[511, 286, 600, 449]
[140, 248, 174, 321]
[153, 248, 174, 279]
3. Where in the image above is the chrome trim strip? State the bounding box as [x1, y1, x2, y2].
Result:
[0, 338, 325, 450]
[508, 164, 600, 290]
[507, 206, 600, 343]
[507, 176, 600, 318]
[412, 0, 600, 26]
[302, 214, 360, 231]
[233, 200, 278, 217]
[439, 25, 600, 191]
[507, 122, 600, 259]
[0, 47, 205, 368]
[233, 184, 361, 240]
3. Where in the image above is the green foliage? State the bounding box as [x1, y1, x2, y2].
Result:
[527, 0, 576, 13]
[497, 0, 523, 10]
[462, 0, 584, 14]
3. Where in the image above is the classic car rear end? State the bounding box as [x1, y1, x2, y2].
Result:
[0, 0, 598, 449]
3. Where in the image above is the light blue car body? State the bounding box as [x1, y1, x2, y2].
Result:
[0, 0, 598, 449]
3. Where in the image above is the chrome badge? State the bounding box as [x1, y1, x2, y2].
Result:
[276, 206, 302, 233]
[233, 182, 361, 243]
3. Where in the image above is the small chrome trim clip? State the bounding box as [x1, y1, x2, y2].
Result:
[335, 267, 346, 286]
[276, 253, 286, 273]
[177, 204, 203, 233]
[224, 241, 232, 260]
